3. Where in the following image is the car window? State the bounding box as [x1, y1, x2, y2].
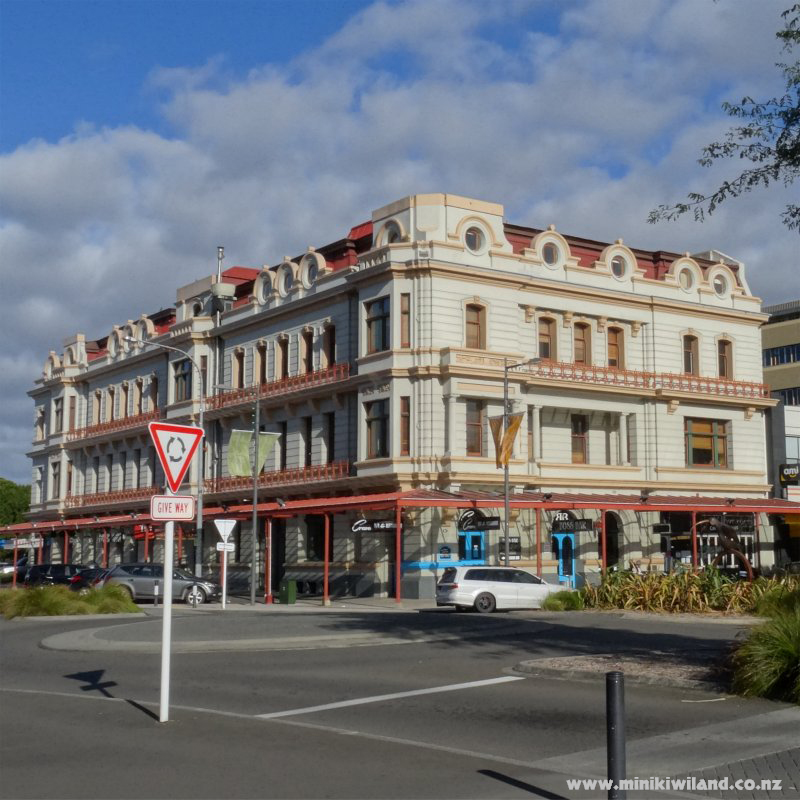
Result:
[484, 569, 513, 582]
[512, 571, 541, 584]
[464, 568, 488, 581]
[440, 568, 458, 583]
[152, 565, 164, 578]
[138, 566, 156, 578]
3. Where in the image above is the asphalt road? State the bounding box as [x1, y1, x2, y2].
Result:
[2, 608, 798, 799]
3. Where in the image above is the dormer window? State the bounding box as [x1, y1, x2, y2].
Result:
[542, 242, 559, 265]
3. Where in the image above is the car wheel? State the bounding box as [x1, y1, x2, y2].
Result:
[185, 586, 206, 605]
[474, 592, 496, 613]
[118, 584, 134, 600]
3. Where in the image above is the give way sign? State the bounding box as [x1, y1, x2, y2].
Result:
[148, 422, 204, 493]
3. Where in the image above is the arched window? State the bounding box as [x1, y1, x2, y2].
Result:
[538, 318, 556, 361]
[465, 304, 486, 349]
[608, 327, 624, 369]
[718, 340, 732, 379]
[683, 335, 699, 376]
[574, 323, 591, 365]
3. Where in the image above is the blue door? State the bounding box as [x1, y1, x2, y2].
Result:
[457, 531, 485, 564]
[551, 533, 575, 586]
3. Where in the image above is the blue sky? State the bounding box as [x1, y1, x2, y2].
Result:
[0, 0, 797, 485]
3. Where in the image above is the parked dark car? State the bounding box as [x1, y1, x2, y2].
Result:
[24, 563, 82, 586]
[100, 563, 221, 604]
[68, 567, 110, 592]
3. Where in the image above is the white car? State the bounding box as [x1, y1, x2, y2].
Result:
[436, 566, 558, 612]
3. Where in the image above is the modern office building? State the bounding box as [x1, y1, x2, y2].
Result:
[7, 193, 798, 598]
[762, 299, 800, 561]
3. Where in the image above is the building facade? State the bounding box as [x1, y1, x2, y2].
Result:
[18, 193, 784, 596]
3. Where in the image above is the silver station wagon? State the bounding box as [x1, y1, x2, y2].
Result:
[436, 566, 557, 613]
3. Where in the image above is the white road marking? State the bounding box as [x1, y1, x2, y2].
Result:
[255, 675, 525, 719]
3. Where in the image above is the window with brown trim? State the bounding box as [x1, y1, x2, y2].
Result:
[323, 326, 336, 367]
[538, 317, 555, 361]
[302, 330, 314, 374]
[365, 400, 389, 458]
[466, 400, 484, 456]
[366, 297, 391, 354]
[574, 323, 591, 365]
[303, 416, 313, 467]
[608, 327, 624, 369]
[53, 398, 63, 434]
[325, 411, 336, 464]
[465, 304, 485, 349]
[685, 418, 728, 468]
[257, 344, 267, 385]
[233, 350, 245, 389]
[278, 338, 289, 380]
[571, 415, 588, 464]
[718, 339, 732, 379]
[683, 335, 699, 375]
[400, 293, 411, 348]
[400, 396, 410, 456]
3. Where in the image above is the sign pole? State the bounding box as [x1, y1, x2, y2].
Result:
[222, 546, 228, 611]
[159, 487, 175, 723]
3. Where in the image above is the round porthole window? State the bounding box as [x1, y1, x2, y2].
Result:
[306, 259, 318, 285]
[679, 269, 694, 291]
[279, 267, 294, 297]
[385, 222, 401, 245]
[259, 276, 271, 303]
[611, 255, 627, 278]
[107, 336, 117, 358]
[713, 274, 728, 297]
[542, 242, 559, 266]
[465, 226, 484, 253]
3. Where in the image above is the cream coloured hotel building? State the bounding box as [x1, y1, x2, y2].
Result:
[17, 193, 785, 598]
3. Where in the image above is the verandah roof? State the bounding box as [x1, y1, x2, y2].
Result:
[2, 490, 799, 537]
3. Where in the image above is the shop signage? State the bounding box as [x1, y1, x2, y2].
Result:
[438, 545, 453, 560]
[779, 464, 800, 486]
[551, 511, 594, 533]
[652, 523, 671, 535]
[457, 509, 501, 531]
[351, 518, 397, 533]
[499, 536, 521, 561]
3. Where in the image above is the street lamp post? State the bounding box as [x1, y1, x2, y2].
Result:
[125, 336, 205, 577]
[502, 357, 540, 566]
[213, 380, 263, 606]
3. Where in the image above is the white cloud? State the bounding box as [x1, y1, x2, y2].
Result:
[0, 0, 796, 484]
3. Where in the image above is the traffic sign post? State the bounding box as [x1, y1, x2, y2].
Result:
[149, 422, 204, 724]
[214, 519, 237, 611]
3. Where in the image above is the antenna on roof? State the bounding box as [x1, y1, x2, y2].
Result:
[217, 246, 225, 281]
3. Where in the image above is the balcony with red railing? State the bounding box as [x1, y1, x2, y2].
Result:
[445, 349, 771, 401]
[64, 485, 160, 509]
[523, 360, 770, 399]
[205, 460, 351, 495]
[206, 363, 350, 413]
[66, 409, 162, 444]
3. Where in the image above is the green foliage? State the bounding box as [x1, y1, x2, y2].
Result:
[732, 608, 800, 704]
[0, 478, 31, 526]
[542, 590, 585, 611]
[649, 4, 800, 231]
[0, 585, 140, 619]
[581, 568, 800, 614]
[755, 584, 800, 616]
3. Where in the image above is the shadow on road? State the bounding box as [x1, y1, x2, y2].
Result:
[64, 668, 158, 720]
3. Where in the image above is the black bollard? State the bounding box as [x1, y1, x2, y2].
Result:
[606, 671, 626, 800]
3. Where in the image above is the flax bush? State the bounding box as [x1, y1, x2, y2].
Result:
[581, 569, 800, 615]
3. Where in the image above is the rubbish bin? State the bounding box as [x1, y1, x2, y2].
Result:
[279, 579, 297, 604]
